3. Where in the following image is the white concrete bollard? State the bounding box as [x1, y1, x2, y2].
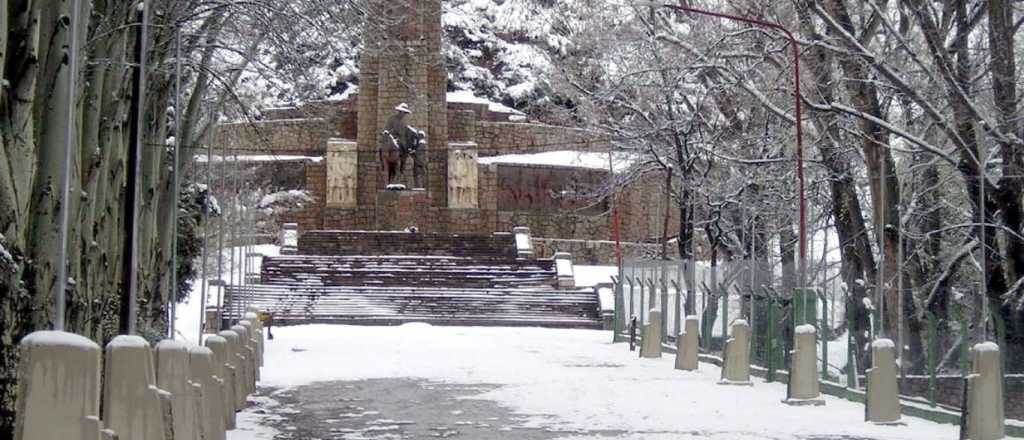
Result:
[155, 340, 201, 440]
[232, 323, 256, 395]
[219, 329, 249, 410]
[237, 320, 260, 383]
[103, 335, 171, 440]
[719, 319, 752, 385]
[675, 316, 699, 371]
[966, 342, 1005, 440]
[243, 311, 264, 368]
[189, 346, 227, 440]
[640, 309, 662, 358]
[81, 416, 117, 440]
[205, 335, 236, 429]
[783, 325, 824, 406]
[866, 339, 901, 424]
[14, 331, 103, 440]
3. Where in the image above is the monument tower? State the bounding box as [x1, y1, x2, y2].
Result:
[355, 0, 451, 224]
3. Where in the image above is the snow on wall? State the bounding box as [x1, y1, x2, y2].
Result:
[478, 150, 635, 171]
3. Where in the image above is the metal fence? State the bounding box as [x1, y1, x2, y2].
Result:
[610, 257, 1014, 410]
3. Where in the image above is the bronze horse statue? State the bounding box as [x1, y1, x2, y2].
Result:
[379, 127, 425, 187]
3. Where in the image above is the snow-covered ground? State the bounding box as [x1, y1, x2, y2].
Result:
[234, 324, 962, 440]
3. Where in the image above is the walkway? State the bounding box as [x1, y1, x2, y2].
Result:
[231, 324, 962, 440]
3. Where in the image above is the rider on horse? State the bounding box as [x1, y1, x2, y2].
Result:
[380, 103, 427, 188]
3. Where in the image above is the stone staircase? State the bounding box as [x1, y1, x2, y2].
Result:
[222, 285, 602, 329]
[224, 230, 602, 329]
[261, 255, 559, 289]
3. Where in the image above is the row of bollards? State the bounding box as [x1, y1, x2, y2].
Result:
[14, 306, 267, 440]
[633, 309, 1006, 439]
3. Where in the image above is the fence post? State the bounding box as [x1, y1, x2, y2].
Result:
[613, 278, 624, 343]
[848, 295, 857, 389]
[721, 279, 728, 353]
[959, 308, 969, 374]
[639, 267, 647, 325]
[766, 295, 776, 383]
[622, 276, 630, 321]
[926, 311, 937, 407]
[992, 307, 1008, 396]
[661, 276, 669, 343]
[671, 280, 681, 342]
[821, 292, 828, 380]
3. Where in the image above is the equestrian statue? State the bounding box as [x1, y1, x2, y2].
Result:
[379, 103, 427, 189]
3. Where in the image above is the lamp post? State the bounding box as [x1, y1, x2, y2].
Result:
[636, 2, 808, 309]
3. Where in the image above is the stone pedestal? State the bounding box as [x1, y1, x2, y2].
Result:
[966, 342, 1005, 440]
[784, 325, 824, 405]
[376, 189, 429, 231]
[720, 320, 752, 385]
[866, 339, 901, 424]
[675, 316, 699, 371]
[640, 310, 662, 358]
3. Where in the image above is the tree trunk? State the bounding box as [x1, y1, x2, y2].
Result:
[825, 0, 903, 340]
[795, 1, 875, 372]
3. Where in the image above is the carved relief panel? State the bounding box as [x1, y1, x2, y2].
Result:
[448, 145, 479, 209]
[326, 139, 358, 208]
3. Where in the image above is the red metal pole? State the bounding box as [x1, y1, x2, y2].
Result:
[654, 4, 806, 290]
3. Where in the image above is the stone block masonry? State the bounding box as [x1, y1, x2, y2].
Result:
[213, 0, 681, 247]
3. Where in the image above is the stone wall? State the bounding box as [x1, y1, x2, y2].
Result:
[496, 164, 607, 213]
[475, 122, 612, 157]
[218, 118, 331, 155]
[531, 238, 672, 265]
[280, 162, 325, 231]
[298, 230, 518, 258]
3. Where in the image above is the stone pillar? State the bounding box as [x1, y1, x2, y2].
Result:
[783, 324, 824, 405]
[865, 339, 901, 424]
[554, 252, 575, 288]
[14, 331, 103, 440]
[238, 319, 260, 382]
[513, 226, 533, 257]
[675, 316, 699, 371]
[218, 329, 248, 410]
[231, 324, 255, 396]
[279, 223, 298, 255]
[640, 309, 662, 358]
[204, 335, 236, 430]
[719, 319, 752, 385]
[189, 346, 226, 440]
[965, 342, 1005, 440]
[102, 335, 168, 440]
[155, 340, 201, 440]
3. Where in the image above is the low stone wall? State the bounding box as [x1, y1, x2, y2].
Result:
[475, 122, 612, 157]
[531, 238, 675, 265]
[298, 230, 518, 258]
[218, 118, 330, 155]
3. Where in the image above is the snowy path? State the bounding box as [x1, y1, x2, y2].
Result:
[230, 324, 967, 440]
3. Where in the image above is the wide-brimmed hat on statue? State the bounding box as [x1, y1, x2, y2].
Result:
[395, 103, 412, 114]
